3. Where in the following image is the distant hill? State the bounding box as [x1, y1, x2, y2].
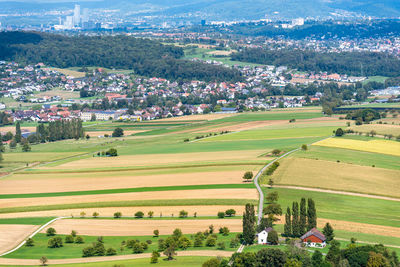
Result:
[1, 0, 400, 19]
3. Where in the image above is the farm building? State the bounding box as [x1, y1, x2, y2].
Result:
[300, 228, 326, 248]
[257, 227, 274, 244]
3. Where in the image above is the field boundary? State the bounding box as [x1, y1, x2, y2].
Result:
[0, 216, 68, 257]
[274, 185, 400, 202]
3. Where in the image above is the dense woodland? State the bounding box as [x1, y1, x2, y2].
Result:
[0, 32, 243, 82]
[231, 48, 400, 77]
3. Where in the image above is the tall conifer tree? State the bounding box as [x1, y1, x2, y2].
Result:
[299, 198, 307, 235]
[284, 207, 292, 237]
[292, 201, 299, 237]
[307, 198, 317, 230]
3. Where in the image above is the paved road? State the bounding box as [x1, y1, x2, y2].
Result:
[253, 148, 300, 225]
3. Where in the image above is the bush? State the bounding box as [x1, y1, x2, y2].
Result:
[46, 227, 56, 236]
[243, 171, 254, 181]
[205, 236, 217, 247]
[179, 210, 188, 218]
[106, 247, 117, 256]
[225, 209, 236, 217]
[132, 242, 145, 253]
[267, 230, 279, 245]
[75, 236, 84, 244]
[135, 211, 144, 218]
[335, 128, 344, 137]
[65, 235, 74, 243]
[217, 212, 225, 218]
[106, 148, 118, 157]
[112, 128, 124, 137]
[219, 227, 230, 236]
[217, 242, 226, 250]
[301, 144, 308, 150]
[82, 246, 95, 257]
[271, 149, 281, 156]
[153, 229, 159, 237]
[48, 237, 63, 248]
[25, 238, 34, 247]
[230, 238, 240, 248]
[194, 237, 203, 247]
[114, 212, 122, 218]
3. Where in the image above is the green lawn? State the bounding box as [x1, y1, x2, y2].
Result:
[0, 217, 55, 225]
[263, 187, 400, 228]
[5, 233, 239, 259]
[295, 145, 400, 170]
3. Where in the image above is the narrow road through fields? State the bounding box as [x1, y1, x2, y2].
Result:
[0, 217, 69, 257]
[254, 136, 333, 225]
[253, 148, 300, 225]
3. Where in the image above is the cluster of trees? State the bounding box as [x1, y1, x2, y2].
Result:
[284, 198, 317, 238]
[204, 242, 399, 267]
[34, 119, 85, 143]
[345, 109, 381, 124]
[231, 48, 400, 77]
[264, 161, 280, 176]
[82, 237, 116, 257]
[0, 31, 243, 82]
[96, 148, 118, 157]
[217, 209, 237, 218]
[0, 112, 12, 126]
[112, 127, 124, 137]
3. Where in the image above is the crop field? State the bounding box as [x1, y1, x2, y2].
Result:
[0, 188, 257, 209]
[39, 150, 267, 170]
[314, 137, 400, 156]
[270, 157, 400, 197]
[293, 145, 400, 170]
[1, 109, 399, 265]
[0, 224, 38, 254]
[199, 126, 337, 142]
[349, 123, 400, 136]
[41, 218, 242, 236]
[0, 205, 246, 219]
[0, 165, 258, 194]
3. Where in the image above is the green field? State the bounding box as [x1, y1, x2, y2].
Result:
[199, 126, 336, 142]
[294, 145, 400, 170]
[6, 232, 239, 259]
[0, 217, 54, 225]
[263, 187, 400, 228]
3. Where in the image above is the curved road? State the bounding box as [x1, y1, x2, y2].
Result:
[253, 148, 300, 225]
[254, 136, 333, 225]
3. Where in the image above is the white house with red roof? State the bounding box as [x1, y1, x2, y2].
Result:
[300, 228, 326, 248]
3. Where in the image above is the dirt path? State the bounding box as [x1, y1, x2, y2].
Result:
[274, 185, 400, 202]
[0, 250, 233, 265]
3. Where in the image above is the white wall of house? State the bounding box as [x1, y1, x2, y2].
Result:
[257, 230, 269, 244]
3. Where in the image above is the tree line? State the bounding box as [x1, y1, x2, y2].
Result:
[35, 119, 84, 143]
[231, 48, 400, 77]
[0, 31, 243, 82]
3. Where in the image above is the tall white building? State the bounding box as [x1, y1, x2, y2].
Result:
[82, 8, 89, 23]
[73, 4, 81, 26]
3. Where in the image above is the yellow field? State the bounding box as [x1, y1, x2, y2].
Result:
[0, 205, 246, 219]
[273, 158, 400, 197]
[42, 150, 266, 170]
[42, 218, 242, 236]
[349, 124, 400, 136]
[314, 137, 400, 156]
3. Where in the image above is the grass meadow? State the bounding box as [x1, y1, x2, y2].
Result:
[6, 232, 239, 259]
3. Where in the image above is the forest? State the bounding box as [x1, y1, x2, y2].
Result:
[231, 48, 400, 77]
[0, 31, 243, 82]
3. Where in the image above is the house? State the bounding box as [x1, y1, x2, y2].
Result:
[257, 227, 274, 245]
[300, 228, 326, 248]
